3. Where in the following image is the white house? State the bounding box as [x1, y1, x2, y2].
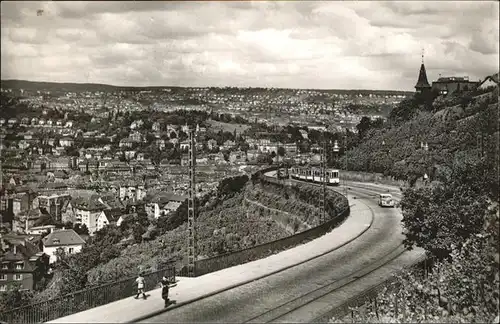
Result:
[179, 141, 190, 151]
[42, 229, 85, 264]
[130, 120, 144, 130]
[478, 73, 499, 90]
[59, 137, 74, 147]
[96, 210, 122, 232]
[119, 183, 146, 201]
[144, 193, 186, 219]
[73, 198, 106, 235]
[116, 213, 136, 227]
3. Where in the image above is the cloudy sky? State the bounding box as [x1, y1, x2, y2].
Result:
[1, 1, 499, 91]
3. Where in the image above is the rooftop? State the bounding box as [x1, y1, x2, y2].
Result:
[42, 229, 85, 247]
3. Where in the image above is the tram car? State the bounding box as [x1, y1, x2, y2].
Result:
[289, 166, 340, 186]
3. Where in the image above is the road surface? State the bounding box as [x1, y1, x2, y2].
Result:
[138, 183, 420, 323]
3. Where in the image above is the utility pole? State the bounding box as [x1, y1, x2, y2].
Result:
[343, 135, 348, 198]
[477, 134, 484, 159]
[277, 132, 281, 180]
[187, 129, 197, 277]
[318, 132, 327, 223]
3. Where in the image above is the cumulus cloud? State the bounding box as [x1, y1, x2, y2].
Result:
[1, 0, 498, 90]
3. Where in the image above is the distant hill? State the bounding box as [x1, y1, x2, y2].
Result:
[1, 79, 413, 96]
[1, 79, 121, 92]
[0, 79, 187, 93]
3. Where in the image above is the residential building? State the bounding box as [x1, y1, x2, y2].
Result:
[432, 76, 479, 95]
[179, 141, 190, 151]
[152, 121, 162, 132]
[119, 139, 134, 148]
[59, 137, 74, 147]
[144, 192, 186, 219]
[155, 139, 166, 150]
[73, 198, 106, 235]
[222, 140, 236, 150]
[119, 182, 146, 201]
[478, 73, 499, 90]
[229, 151, 246, 164]
[96, 210, 122, 231]
[0, 234, 47, 291]
[129, 131, 143, 143]
[34, 194, 71, 223]
[42, 229, 85, 264]
[61, 201, 76, 224]
[207, 139, 218, 150]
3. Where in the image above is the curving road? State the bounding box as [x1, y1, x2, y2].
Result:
[138, 182, 422, 323]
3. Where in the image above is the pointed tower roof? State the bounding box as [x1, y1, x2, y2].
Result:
[415, 53, 431, 90]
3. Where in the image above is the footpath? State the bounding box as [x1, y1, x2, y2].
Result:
[48, 194, 374, 324]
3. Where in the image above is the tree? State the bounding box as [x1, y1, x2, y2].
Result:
[73, 223, 89, 236]
[34, 214, 54, 227]
[222, 150, 230, 162]
[0, 287, 34, 312]
[389, 97, 419, 123]
[99, 245, 121, 263]
[277, 146, 286, 157]
[257, 153, 273, 165]
[132, 223, 146, 243]
[33, 254, 51, 291]
[178, 130, 188, 141]
[401, 153, 491, 259]
[239, 141, 250, 153]
[145, 133, 156, 144]
[356, 116, 372, 139]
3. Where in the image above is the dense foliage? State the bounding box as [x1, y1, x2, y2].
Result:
[341, 87, 498, 184]
[331, 86, 499, 323]
[332, 204, 499, 323]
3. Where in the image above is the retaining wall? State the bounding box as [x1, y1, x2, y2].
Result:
[195, 167, 350, 276]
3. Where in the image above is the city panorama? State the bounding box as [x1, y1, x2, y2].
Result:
[0, 1, 498, 323]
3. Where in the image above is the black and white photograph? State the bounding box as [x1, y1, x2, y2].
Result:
[0, 1, 498, 323]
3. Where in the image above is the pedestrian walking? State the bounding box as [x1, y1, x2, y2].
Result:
[135, 274, 146, 299]
[160, 276, 170, 307]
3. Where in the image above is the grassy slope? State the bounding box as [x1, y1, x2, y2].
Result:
[207, 119, 251, 134]
[86, 189, 290, 284]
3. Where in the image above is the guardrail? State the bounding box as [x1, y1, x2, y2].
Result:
[0, 264, 176, 324]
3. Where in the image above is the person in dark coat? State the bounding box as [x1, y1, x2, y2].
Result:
[160, 276, 170, 307]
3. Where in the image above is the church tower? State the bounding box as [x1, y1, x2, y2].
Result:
[415, 51, 431, 94]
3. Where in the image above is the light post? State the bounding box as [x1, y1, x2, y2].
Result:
[332, 139, 340, 166]
[419, 141, 430, 185]
[343, 136, 348, 197]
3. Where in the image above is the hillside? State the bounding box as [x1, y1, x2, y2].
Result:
[334, 84, 499, 323]
[1, 79, 413, 97]
[341, 86, 498, 189]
